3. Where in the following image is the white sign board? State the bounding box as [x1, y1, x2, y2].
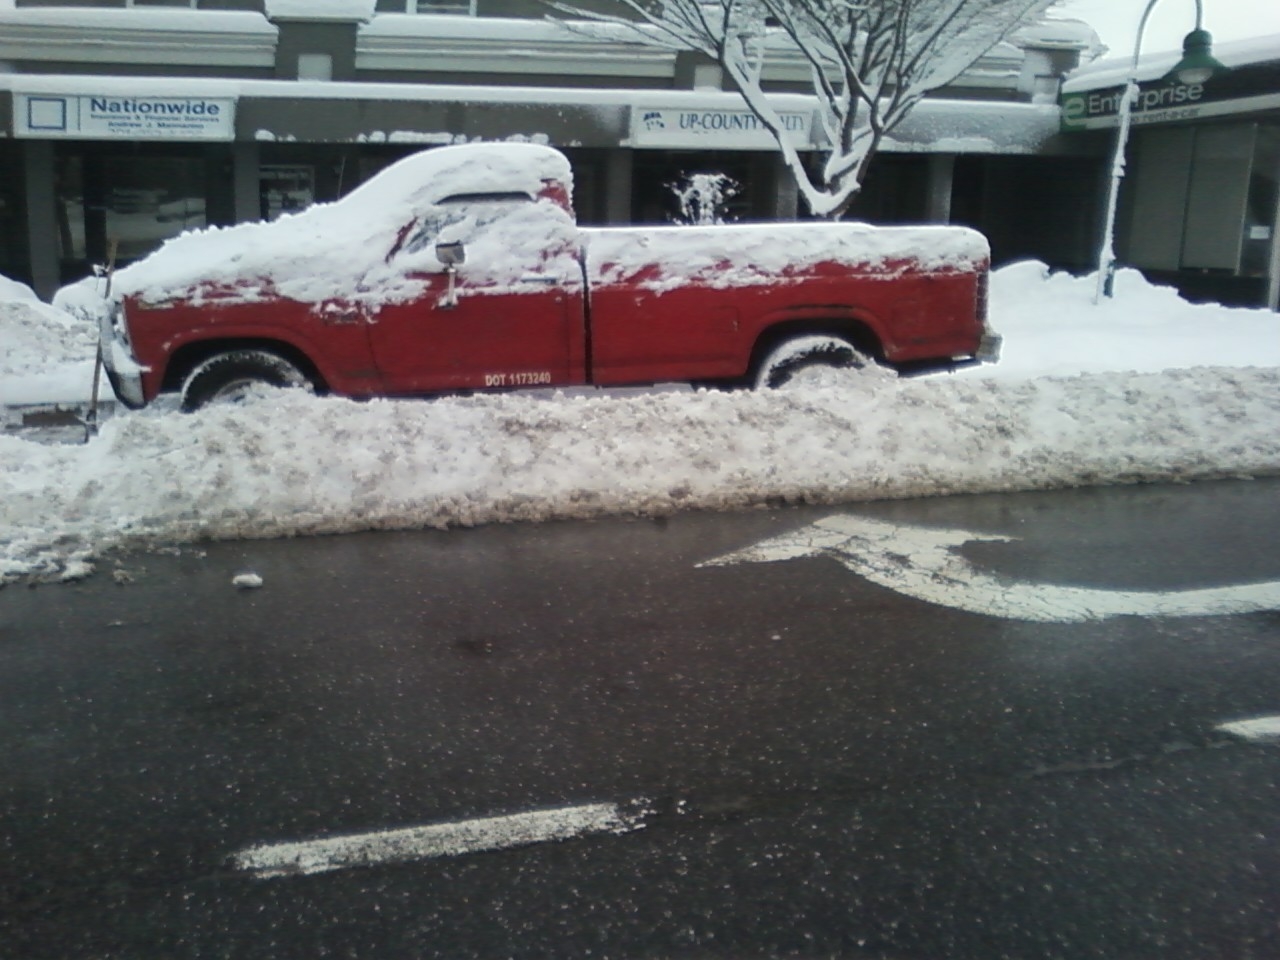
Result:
[629, 105, 812, 150]
[16, 93, 237, 141]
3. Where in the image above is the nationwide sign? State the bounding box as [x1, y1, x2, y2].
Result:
[629, 105, 813, 150]
[1060, 60, 1280, 131]
[16, 92, 236, 141]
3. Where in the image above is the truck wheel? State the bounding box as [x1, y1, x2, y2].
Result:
[753, 335, 868, 390]
[180, 349, 314, 412]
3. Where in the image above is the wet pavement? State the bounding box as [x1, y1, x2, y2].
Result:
[2, 478, 1279, 958]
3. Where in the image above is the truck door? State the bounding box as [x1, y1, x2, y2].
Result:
[367, 193, 586, 394]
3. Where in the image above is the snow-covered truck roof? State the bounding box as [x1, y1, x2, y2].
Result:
[112, 142, 577, 307]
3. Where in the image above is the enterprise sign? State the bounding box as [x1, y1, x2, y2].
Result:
[630, 105, 813, 150]
[16, 92, 236, 141]
[1061, 63, 1280, 131]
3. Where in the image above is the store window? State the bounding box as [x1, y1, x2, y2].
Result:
[1242, 124, 1279, 280]
[260, 165, 316, 220]
[1127, 122, 1274, 276]
[259, 144, 366, 216]
[407, 0, 476, 13]
[55, 147, 219, 278]
[54, 155, 88, 266]
[1120, 121, 1279, 307]
[105, 157, 206, 262]
[297, 53, 334, 81]
[631, 151, 758, 224]
[0, 144, 28, 284]
[374, 0, 476, 12]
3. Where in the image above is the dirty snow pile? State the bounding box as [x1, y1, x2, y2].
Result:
[2, 261, 1279, 582]
[0, 275, 98, 409]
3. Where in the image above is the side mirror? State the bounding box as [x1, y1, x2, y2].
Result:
[436, 240, 466, 267]
[436, 241, 466, 309]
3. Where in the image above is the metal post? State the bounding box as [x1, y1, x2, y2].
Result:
[926, 154, 954, 223]
[1094, 0, 1206, 303]
[605, 149, 634, 225]
[22, 141, 60, 302]
[1268, 155, 1280, 312]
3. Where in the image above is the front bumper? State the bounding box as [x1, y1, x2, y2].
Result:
[976, 331, 1002, 364]
[98, 307, 147, 409]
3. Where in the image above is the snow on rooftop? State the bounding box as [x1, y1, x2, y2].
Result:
[359, 12, 647, 43]
[1016, 16, 1104, 53]
[0, 6, 275, 34]
[1063, 33, 1280, 91]
[881, 101, 1060, 154]
[3, 259, 1280, 583]
[265, 0, 375, 21]
[0, 71, 810, 115]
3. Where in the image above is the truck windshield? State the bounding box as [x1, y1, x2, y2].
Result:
[398, 194, 535, 257]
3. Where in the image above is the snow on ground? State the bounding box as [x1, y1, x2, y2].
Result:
[958, 261, 1280, 380]
[0, 275, 99, 410]
[1, 260, 1278, 583]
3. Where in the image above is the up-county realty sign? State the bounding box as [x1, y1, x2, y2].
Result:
[16, 92, 236, 141]
[629, 104, 813, 150]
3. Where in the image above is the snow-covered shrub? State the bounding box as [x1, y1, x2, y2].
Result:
[667, 172, 741, 226]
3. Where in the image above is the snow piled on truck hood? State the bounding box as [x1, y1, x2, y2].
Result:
[3, 260, 1280, 583]
[111, 142, 576, 308]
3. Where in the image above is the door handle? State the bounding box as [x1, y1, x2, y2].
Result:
[520, 275, 559, 285]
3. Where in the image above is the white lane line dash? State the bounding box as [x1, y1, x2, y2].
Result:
[234, 801, 649, 879]
[1216, 715, 1280, 743]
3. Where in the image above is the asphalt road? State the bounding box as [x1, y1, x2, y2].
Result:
[2, 478, 1279, 959]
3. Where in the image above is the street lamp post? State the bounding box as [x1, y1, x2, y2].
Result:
[1093, 0, 1226, 303]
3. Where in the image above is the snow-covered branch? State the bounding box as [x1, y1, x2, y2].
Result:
[547, 0, 1054, 219]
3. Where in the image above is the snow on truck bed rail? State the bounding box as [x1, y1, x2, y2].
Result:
[583, 222, 987, 292]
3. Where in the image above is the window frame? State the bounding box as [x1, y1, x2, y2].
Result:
[404, 0, 478, 16]
[125, 0, 200, 8]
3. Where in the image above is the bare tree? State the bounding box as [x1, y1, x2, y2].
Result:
[550, 0, 1054, 219]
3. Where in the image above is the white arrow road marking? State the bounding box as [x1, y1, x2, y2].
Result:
[235, 801, 648, 878]
[701, 514, 1280, 623]
[1216, 715, 1280, 743]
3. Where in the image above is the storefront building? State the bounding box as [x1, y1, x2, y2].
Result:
[1061, 37, 1280, 309]
[1, 0, 1105, 300]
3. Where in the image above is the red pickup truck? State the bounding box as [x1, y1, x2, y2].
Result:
[95, 143, 997, 411]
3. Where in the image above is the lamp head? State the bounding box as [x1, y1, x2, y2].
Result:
[1167, 28, 1227, 85]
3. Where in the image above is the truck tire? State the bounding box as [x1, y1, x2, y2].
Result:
[180, 349, 314, 412]
[753, 335, 868, 390]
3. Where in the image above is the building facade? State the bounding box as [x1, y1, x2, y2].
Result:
[4, 0, 1104, 301]
[1061, 36, 1280, 310]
